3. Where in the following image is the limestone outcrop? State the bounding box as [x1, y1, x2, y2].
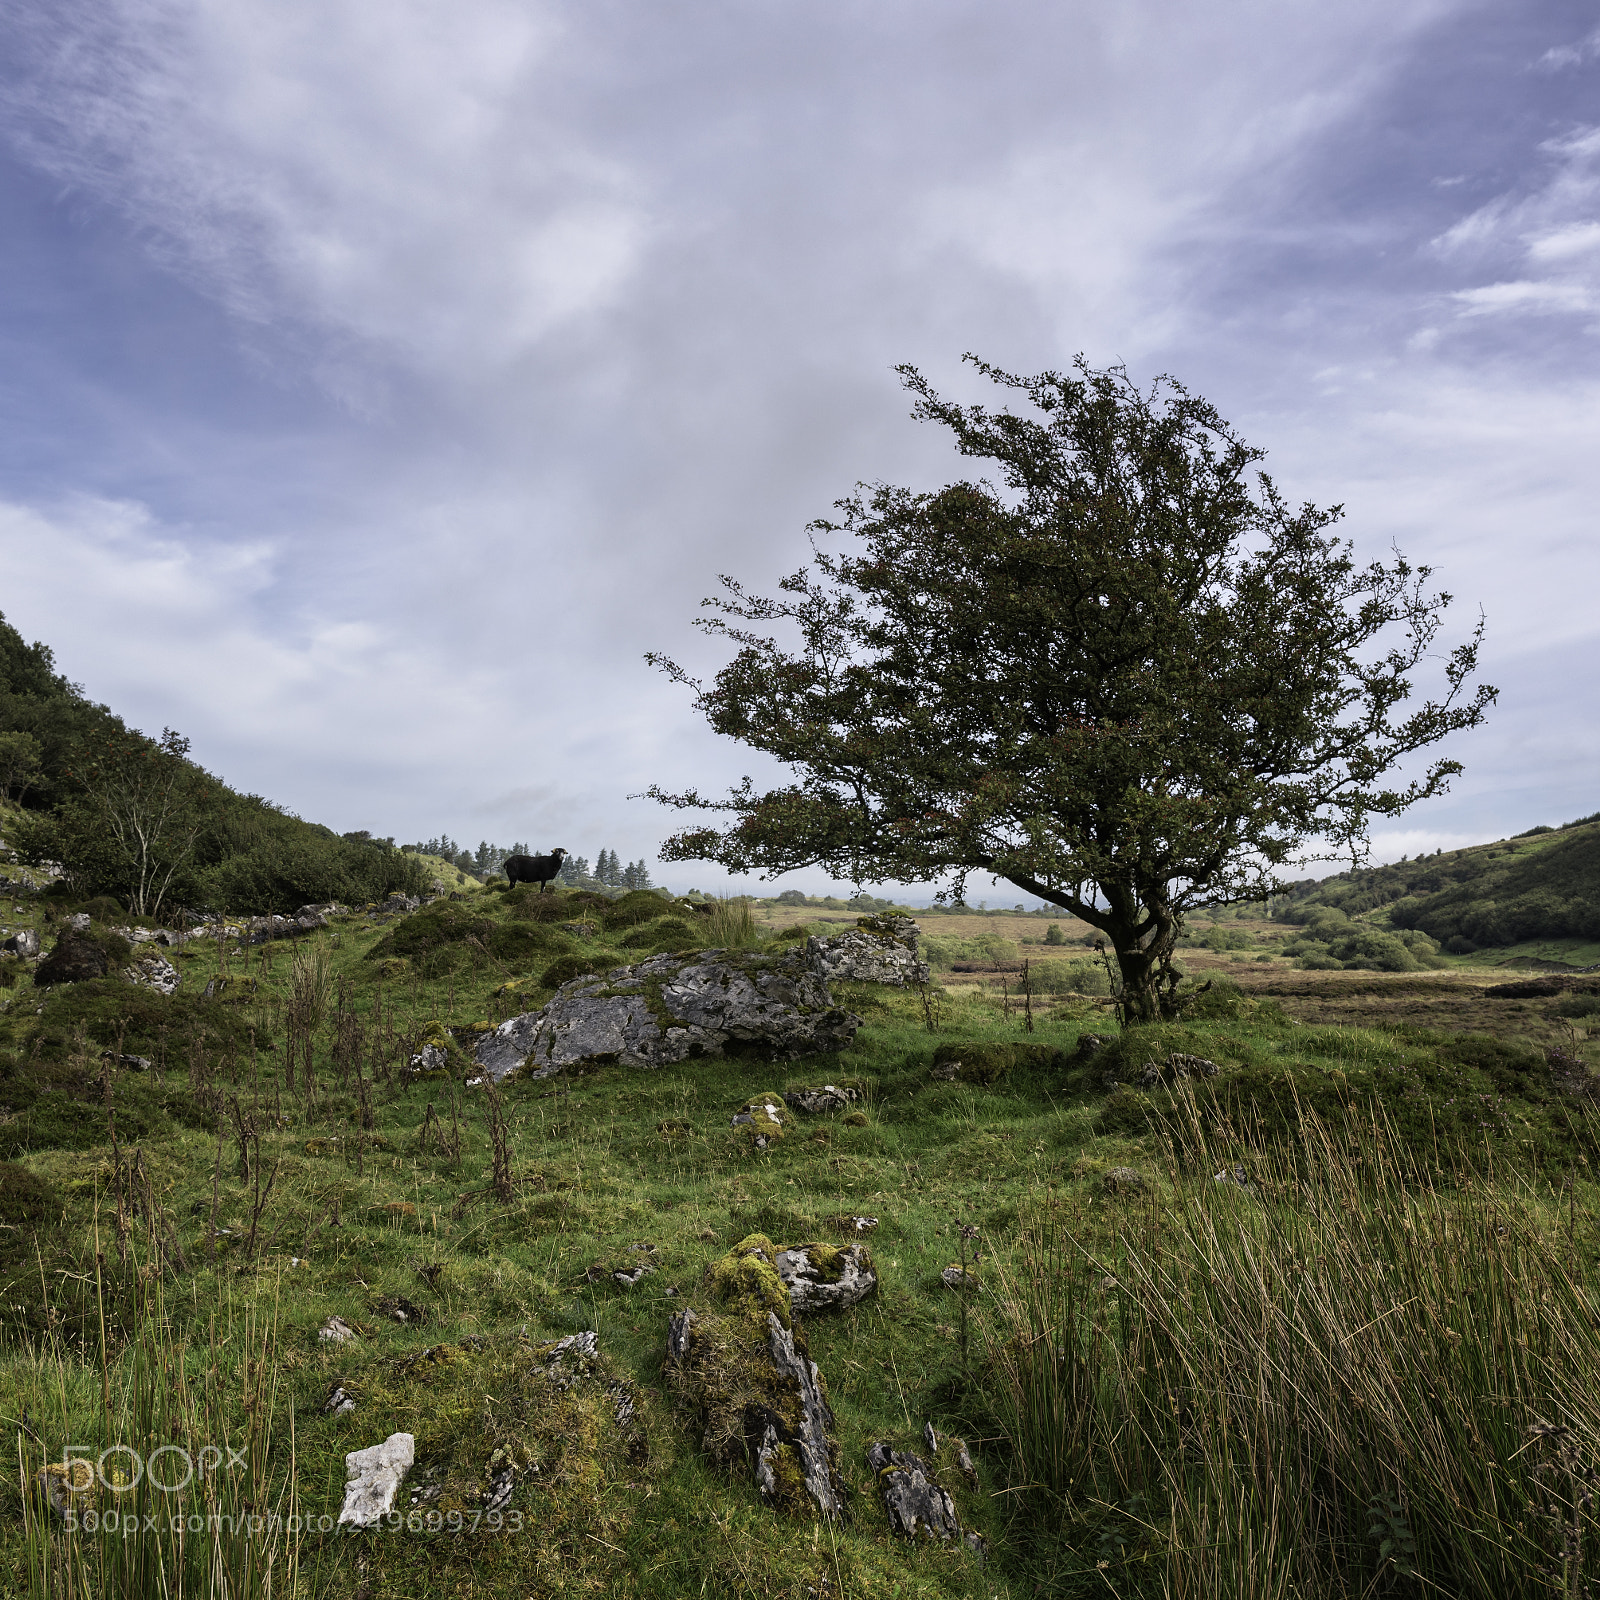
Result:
[473, 948, 860, 1083]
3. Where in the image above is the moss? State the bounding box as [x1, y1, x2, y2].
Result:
[617, 916, 697, 951]
[803, 1242, 846, 1283]
[704, 1233, 792, 1329]
[931, 1041, 1062, 1085]
[540, 954, 606, 988]
[732, 1095, 786, 1148]
[601, 891, 675, 932]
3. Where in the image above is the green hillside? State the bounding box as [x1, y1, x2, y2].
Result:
[0, 611, 427, 916]
[1275, 812, 1600, 964]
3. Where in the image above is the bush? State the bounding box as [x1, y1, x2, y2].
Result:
[1027, 959, 1108, 995]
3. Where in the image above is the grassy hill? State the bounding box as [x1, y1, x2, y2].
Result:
[1276, 812, 1600, 968]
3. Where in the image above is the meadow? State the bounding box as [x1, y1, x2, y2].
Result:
[0, 878, 1597, 1597]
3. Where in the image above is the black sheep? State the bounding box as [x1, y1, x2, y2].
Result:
[504, 848, 568, 894]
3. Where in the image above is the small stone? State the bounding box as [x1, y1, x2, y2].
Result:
[319, 1315, 360, 1343]
[941, 1266, 979, 1291]
[923, 1421, 939, 1454]
[338, 1433, 414, 1528]
[322, 1382, 356, 1415]
[866, 1442, 963, 1542]
[783, 1084, 862, 1115]
[955, 1440, 977, 1487]
[1103, 1167, 1145, 1194]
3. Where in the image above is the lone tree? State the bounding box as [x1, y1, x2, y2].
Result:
[646, 357, 1495, 1023]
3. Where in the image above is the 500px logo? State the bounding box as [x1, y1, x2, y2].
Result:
[53, 1444, 249, 1493]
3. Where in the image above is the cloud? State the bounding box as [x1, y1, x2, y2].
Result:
[5, 0, 649, 375]
[1537, 25, 1600, 71]
[1430, 123, 1600, 327]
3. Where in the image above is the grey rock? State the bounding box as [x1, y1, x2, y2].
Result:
[410, 1041, 450, 1075]
[955, 1440, 977, 1487]
[866, 1442, 962, 1541]
[473, 948, 861, 1084]
[783, 1083, 861, 1114]
[322, 1382, 357, 1415]
[941, 1266, 979, 1291]
[319, 1315, 360, 1343]
[1138, 1052, 1221, 1089]
[762, 1311, 846, 1519]
[838, 1215, 879, 1235]
[338, 1432, 414, 1528]
[730, 1095, 786, 1143]
[66, 912, 91, 933]
[666, 1307, 697, 1363]
[924, 1422, 939, 1454]
[2, 927, 39, 959]
[805, 916, 929, 986]
[774, 1243, 877, 1312]
[126, 950, 180, 996]
[1104, 1166, 1145, 1194]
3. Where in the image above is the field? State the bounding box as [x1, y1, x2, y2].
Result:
[1, 883, 1598, 1597]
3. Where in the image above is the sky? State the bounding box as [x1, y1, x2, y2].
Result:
[0, 0, 1597, 903]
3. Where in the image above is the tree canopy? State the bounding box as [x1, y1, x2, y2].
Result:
[646, 356, 1496, 1022]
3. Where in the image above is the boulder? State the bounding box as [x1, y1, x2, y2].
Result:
[337, 1432, 415, 1528]
[805, 915, 928, 986]
[473, 948, 860, 1084]
[1137, 1052, 1219, 1089]
[774, 1242, 877, 1312]
[34, 931, 112, 986]
[665, 1235, 846, 1519]
[2, 927, 39, 959]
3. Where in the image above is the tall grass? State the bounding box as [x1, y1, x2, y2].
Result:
[700, 895, 765, 952]
[986, 1095, 1600, 1597]
[16, 1249, 302, 1599]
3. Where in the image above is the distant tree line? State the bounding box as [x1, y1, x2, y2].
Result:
[0, 612, 430, 919]
[400, 837, 656, 893]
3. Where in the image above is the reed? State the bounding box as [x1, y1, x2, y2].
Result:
[985, 1095, 1600, 1596]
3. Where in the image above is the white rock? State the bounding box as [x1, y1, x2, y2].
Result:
[338, 1432, 414, 1528]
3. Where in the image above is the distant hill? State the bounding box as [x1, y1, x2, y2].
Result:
[1276, 813, 1600, 956]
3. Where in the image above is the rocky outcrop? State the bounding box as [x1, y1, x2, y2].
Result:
[783, 1083, 862, 1114]
[34, 931, 114, 986]
[805, 915, 928, 986]
[473, 948, 861, 1084]
[665, 1235, 847, 1519]
[126, 949, 180, 995]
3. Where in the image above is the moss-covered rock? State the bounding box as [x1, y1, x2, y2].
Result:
[666, 1235, 846, 1518]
